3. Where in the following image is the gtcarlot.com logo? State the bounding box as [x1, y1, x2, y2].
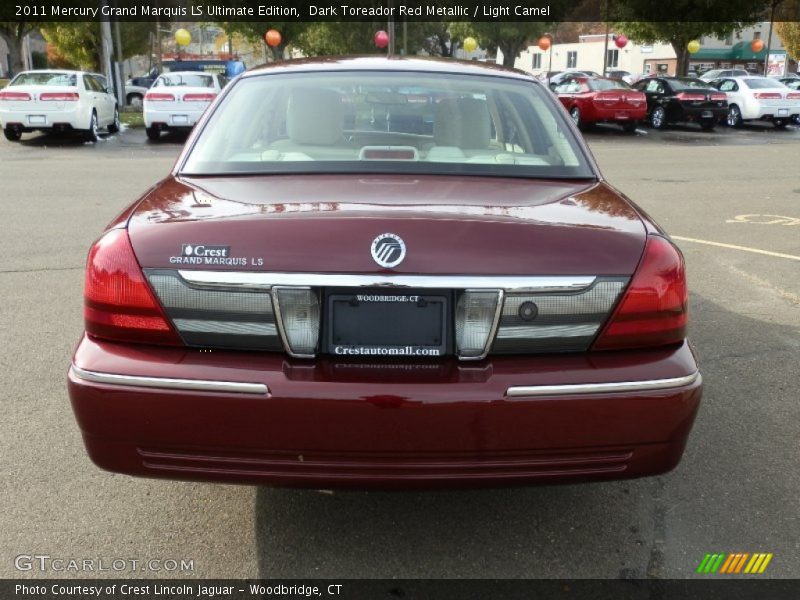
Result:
[696, 552, 773, 574]
[14, 554, 195, 573]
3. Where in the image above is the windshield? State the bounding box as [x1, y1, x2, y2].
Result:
[155, 73, 214, 88]
[742, 78, 786, 89]
[11, 72, 77, 87]
[182, 71, 594, 179]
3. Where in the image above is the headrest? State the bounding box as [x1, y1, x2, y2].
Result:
[287, 89, 344, 145]
[434, 97, 491, 149]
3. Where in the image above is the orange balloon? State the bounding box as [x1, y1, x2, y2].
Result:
[265, 29, 282, 47]
[538, 36, 551, 52]
[751, 38, 764, 53]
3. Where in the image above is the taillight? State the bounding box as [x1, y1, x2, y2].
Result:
[145, 92, 175, 102]
[787, 92, 800, 100]
[592, 235, 687, 350]
[40, 92, 80, 101]
[182, 93, 216, 102]
[84, 229, 181, 346]
[0, 91, 31, 101]
[675, 92, 706, 102]
[710, 93, 727, 101]
[595, 94, 622, 103]
[754, 92, 781, 100]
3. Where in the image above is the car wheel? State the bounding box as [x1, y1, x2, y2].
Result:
[127, 93, 143, 109]
[700, 119, 715, 131]
[107, 107, 120, 134]
[621, 121, 638, 133]
[727, 105, 743, 128]
[84, 111, 99, 142]
[3, 127, 22, 142]
[569, 106, 583, 129]
[145, 126, 161, 141]
[650, 106, 667, 129]
[773, 119, 788, 129]
[792, 115, 800, 125]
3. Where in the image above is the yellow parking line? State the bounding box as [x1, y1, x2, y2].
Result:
[672, 236, 800, 262]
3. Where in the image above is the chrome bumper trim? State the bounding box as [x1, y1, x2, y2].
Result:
[506, 371, 700, 398]
[178, 271, 597, 294]
[70, 365, 270, 395]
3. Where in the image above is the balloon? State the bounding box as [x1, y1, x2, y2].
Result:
[751, 38, 764, 53]
[614, 34, 628, 49]
[374, 30, 389, 49]
[265, 29, 282, 47]
[687, 40, 700, 54]
[174, 28, 191, 47]
[463, 37, 478, 53]
[537, 36, 551, 52]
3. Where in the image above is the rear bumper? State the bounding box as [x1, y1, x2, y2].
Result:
[589, 106, 647, 123]
[144, 108, 205, 129]
[678, 106, 728, 121]
[68, 335, 702, 489]
[1, 108, 88, 131]
[742, 103, 799, 120]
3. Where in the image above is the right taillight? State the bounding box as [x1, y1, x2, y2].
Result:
[592, 235, 687, 350]
[84, 228, 182, 346]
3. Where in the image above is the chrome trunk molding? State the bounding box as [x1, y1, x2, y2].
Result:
[505, 371, 701, 398]
[70, 365, 270, 395]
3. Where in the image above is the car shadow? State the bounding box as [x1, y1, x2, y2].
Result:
[14, 131, 116, 146]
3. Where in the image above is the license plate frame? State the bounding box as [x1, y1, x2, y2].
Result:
[171, 114, 189, 125]
[28, 115, 46, 125]
[778, 108, 789, 116]
[701, 110, 713, 118]
[325, 289, 451, 358]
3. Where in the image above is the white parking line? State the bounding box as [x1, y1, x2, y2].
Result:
[672, 236, 800, 262]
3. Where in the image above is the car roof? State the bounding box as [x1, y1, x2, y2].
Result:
[242, 56, 535, 82]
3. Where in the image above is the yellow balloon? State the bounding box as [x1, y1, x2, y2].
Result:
[687, 40, 700, 54]
[175, 28, 191, 47]
[463, 37, 478, 53]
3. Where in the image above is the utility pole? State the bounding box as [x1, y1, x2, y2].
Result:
[99, 1, 114, 89]
[112, 3, 125, 105]
[764, 1, 777, 76]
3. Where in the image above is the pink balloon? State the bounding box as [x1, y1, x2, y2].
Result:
[614, 35, 628, 49]
[374, 30, 389, 49]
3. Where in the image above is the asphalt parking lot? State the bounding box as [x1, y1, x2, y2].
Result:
[1, 122, 799, 580]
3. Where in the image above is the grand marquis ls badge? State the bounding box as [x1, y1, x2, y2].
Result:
[371, 233, 406, 268]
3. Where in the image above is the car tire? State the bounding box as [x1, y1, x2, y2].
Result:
[107, 107, 120, 134]
[127, 93, 143, 109]
[3, 127, 22, 142]
[700, 119, 716, 131]
[569, 106, 586, 130]
[727, 105, 743, 128]
[650, 106, 667, 129]
[84, 111, 99, 142]
[145, 126, 161, 141]
[773, 119, 788, 129]
[621, 121, 638, 133]
[792, 115, 800, 125]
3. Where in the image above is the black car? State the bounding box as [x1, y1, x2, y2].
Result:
[633, 77, 728, 130]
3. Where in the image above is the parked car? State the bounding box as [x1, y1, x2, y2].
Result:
[633, 76, 728, 130]
[0, 69, 118, 142]
[124, 77, 154, 108]
[604, 69, 631, 81]
[143, 71, 226, 140]
[778, 78, 800, 123]
[67, 57, 702, 489]
[548, 70, 602, 90]
[554, 76, 647, 133]
[699, 68, 749, 81]
[710, 76, 800, 128]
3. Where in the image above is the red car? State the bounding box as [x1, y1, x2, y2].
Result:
[68, 57, 702, 489]
[554, 76, 648, 133]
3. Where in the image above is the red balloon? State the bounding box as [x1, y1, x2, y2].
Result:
[374, 30, 389, 49]
[265, 29, 282, 47]
[537, 37, 551, 52]
[614, 34, 628, 49]
[751, 38, 764, 53]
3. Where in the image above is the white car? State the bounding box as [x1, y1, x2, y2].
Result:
[699, 69, 749, 81]
[143, 71, 225, 140]
[0, 69, 119, 142]
[712, 76, 800, 128]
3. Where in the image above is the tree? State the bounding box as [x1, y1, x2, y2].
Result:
[776, 22, 800, 61]
[613, 0, 771, 75]
[0, 21, 40, 76]
[450, 22, 552, 67]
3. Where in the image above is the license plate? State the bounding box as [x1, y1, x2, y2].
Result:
[615, 111, 630, 120]
[28, 115, 46, 125]
[778, 109, 789, 116]
[701, 111, 713, 118]
[171, 115, 189, 125]
[326, 290, 449, 357]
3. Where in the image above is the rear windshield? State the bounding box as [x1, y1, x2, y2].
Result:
[181, 71, 594, 179]
[155, 73, 214, 88]
[10, 72, 77, 87]
[742, 78, 785, 89]
[589, 79, 630, 91]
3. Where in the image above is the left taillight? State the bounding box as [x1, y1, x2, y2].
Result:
[592, 235, 687, 351]
[84, 229, 182, 346]
[40, 92, 80, 101]
[0, 91, 32, 101]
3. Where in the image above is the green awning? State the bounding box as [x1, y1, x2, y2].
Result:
[690, 43, 786, 62]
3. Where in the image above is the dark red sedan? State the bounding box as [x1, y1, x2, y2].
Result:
[554, 76, 647, 133]
[68, 57, 702, 489]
